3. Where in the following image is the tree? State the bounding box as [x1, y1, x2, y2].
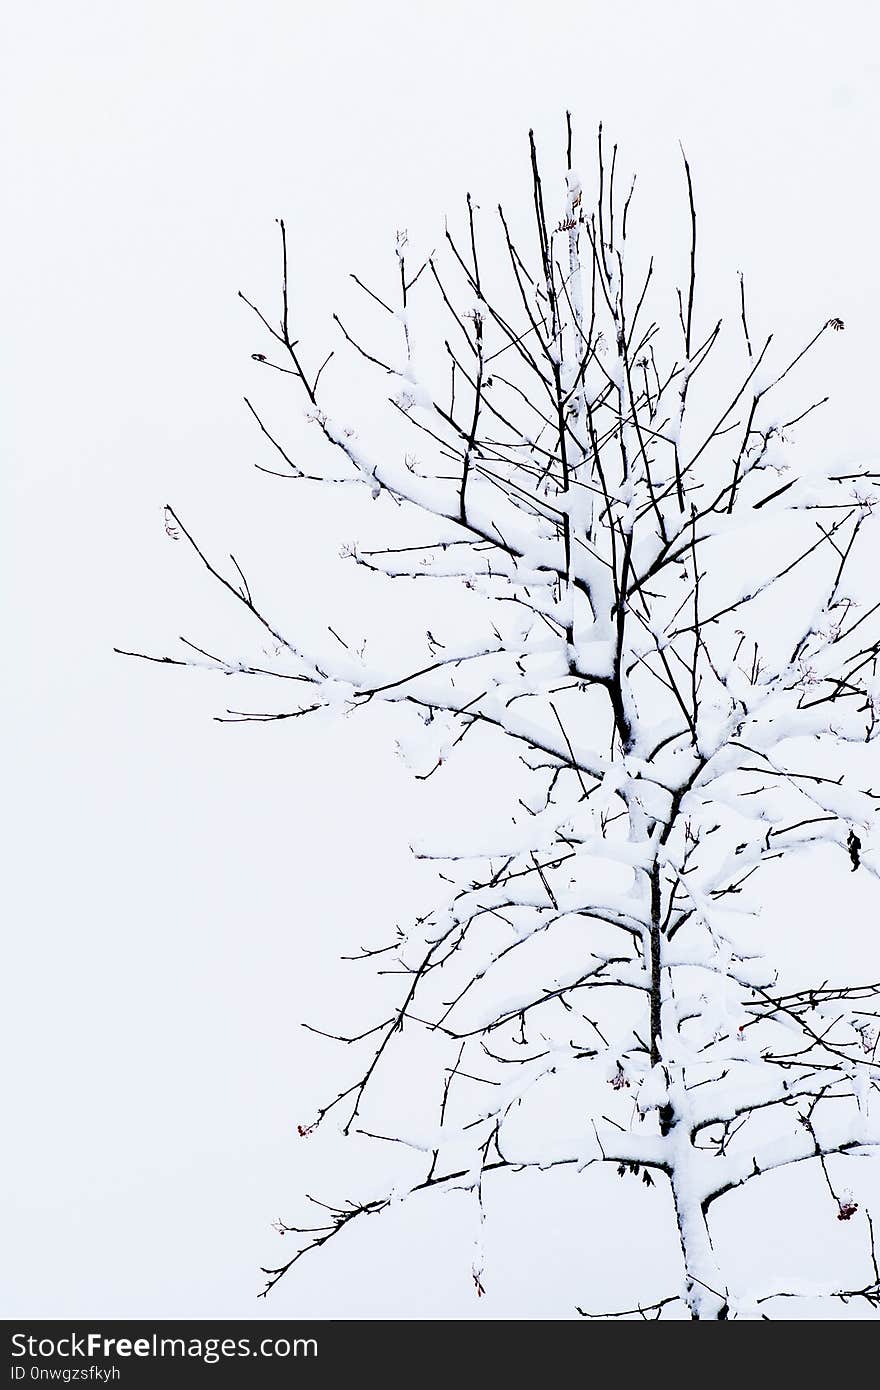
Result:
[119, 118, 880, 1319]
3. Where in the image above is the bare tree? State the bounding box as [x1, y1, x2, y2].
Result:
[119, 119, 880, 1319]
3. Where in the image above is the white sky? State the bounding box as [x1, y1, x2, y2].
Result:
[3, 0, 880, 1319]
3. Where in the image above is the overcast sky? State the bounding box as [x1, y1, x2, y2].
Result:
[3, 1, 880, 1319]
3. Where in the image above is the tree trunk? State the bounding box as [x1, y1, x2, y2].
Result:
[669, 1165, 728, 1319]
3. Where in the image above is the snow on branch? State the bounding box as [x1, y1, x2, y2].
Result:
[121, 116, 880, 1320]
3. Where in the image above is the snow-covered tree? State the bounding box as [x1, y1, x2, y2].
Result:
[120, 119, 880, 1319]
